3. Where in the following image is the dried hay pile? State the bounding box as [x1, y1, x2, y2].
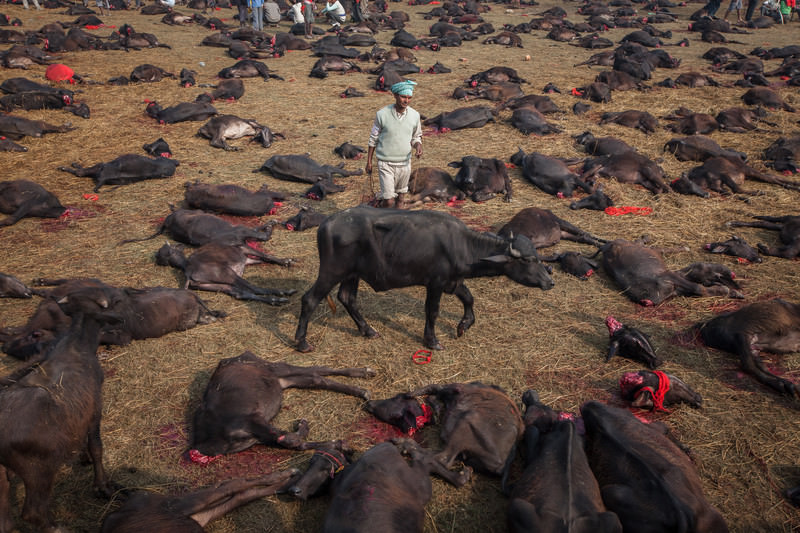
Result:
[0, 0, 799, 531]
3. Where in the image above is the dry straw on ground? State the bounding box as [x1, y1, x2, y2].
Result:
[0, 0, 799, 531]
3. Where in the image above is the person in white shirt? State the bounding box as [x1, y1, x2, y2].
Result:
[320, 0, 346, 26]
[290, 1, 305, 24]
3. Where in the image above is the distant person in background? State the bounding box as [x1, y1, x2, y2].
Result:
[264, 0, 281, 24]
[23, 0, 42, 9]
[290, 0, 305, 23]
[700, 0, 722, 16]
[724, 0, 744, 20]
[250, 0, 264, 31]
[232, 0, 249, 28]
[350, 0, 368, 21]
[302, 0, 315, 38]
[320, 0, 346, 27]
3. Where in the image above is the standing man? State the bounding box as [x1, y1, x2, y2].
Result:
[365, 80, 422, 209]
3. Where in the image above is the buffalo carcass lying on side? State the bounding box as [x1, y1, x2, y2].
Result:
[320, 439, 470, 533]
[582, 401, 729, 532]
[155, 242, 294, 304]
[671, 156, 800, 197]
[0, 114, 75, 140]
[218, 59, 283, 80]
[258, 154, 363, 183]
[0, 180, 65, 227]
[197, 115, 283, 150]
[365, 382, 524, 484]
[728, 215, 800, 259]
[58, 154, 179, 192]
[407, 167, 465, 203]
[0, 286, 119, 532]
[498, 207, 606, 248]
[144, 100, 217, 124]
[510, 148, 593, 198]
[183, 181, 286, 216]
[508, 391, 622, 533]
[692, 299, 800, 398]
[100, 471, 299, 533]
[448, 155, 511, 202]
[294, 207, 554, 352]
[581, 152, 671, 194]
[190, 351, 374, 456]
[599, 239, 743, 306]
[618, 370, 703, 410]
[423, 105, 496, 132]
[0, 278, 225, 360]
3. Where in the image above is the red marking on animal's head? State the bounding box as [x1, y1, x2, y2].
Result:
[184, 82, 191, 88]
[160, 152, 171, 158]
[286, 223, 295, 231]
[470, 80, 477, 87]
[605, 316, 623, 334]
[619, 371, 645, 396]
[641, 299, 654, 307]
[737, 257, 749, 264]
[584, 269, 594, 277]
[571, 87, 583, 96]
[159, 120, 165, 125]
[557, 192, 565, 198]
[703, 243, 711, 250]
[307, 193, 320, 200]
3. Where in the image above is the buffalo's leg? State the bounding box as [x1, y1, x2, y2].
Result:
[451, 282, 475, 337]
[295, 278, 342, 352]
[337, 275, 378, 338]
[0, 466, 12, 533]
[266, 361, 375, 379]
[0, 200, 47, 227]
[736, 342, 798, 397]
[87, 420, 113, 497]
[258, 419, 338, 450]
[393, 438, 471, 487]
[423, 286, 445, 350]
[18, 462, 57, 531]
[727, 220, 783, 231]
[279, 374, 371, 400]
[757, 242, 800, 258]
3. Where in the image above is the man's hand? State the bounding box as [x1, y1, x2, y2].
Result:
[414, 142, 422, 159]
[365, 161, 373, 175]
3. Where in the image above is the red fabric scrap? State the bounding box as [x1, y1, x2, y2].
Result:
[604, 206, 653, 216]
[46, 64, 74, 82]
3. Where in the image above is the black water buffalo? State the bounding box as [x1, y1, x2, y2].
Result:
[509, 106, 561, 136]
[195, 79, 245, 102]
[716, 107, 775, 132]
[101, 471, 298, 533]
[763, 136, 800, 173]
[218, 59, 283, 80]
[122, 208, 275, 249]
[448, 155, 511, 202]
[406, 167, 465, 203]
[569, 185, 615, 211]
[418, 382, 524, 479]
[143, 137, 171, 158]
[310, 55, 362, 78]
[467, 66, 526, 85]
[678, 156, 800, 195]
[741, 87, 795, 112]
[0, 114, 75, 140]
[0, 286, 119, 531]
[258, 154, 363, 183]
[1, 279, 225, 360]
[0, 272, 31, 298]
[618, 370, 703, 410]
[508, 391, 622, 533]
[0, 138, 26, 152]
[295, 207, 553, 352]
[0, 180, 65, 227]
[664, 135, 746, 162]
[582, 401, 729, 532]
[334, 142, 366, 160]
[704, 235, 762, 262]
[510, 149, 592, 198]
[284, 206, 327, 231]
[155, 242, 294, 303]
[581, 152, 670, 194]
[321, 439, 470, 533]
[423, 105, 496, 132]
[600, 239, 743, 306]
[197, 115, 283, 150]
[599, 110, 659, 133]
[190, 351, 374, 456]
[58, 154, 179, 192]
[728, 215, 800, 259]
[692, 299, 800, 397]
[498, 207, 605, 249]
[144, 100, 217, 124]
[183, 181, 286, 216]
[129, 63, 175, 82]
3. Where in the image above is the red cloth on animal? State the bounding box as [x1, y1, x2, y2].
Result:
[46, 64, 74, 82]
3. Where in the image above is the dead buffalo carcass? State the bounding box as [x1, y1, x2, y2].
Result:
[258, 154, 363, 183]
[728, 214, 800, 258]
[600, 239, 743, 306]
[498, 207, 605, 248]
[763, 136, 800, 173]
[155, 242, 294, 303]
[294, 207, 554, 352]
[218, 59, 283, 80]
[0, 180, 65, 227]
[183, 181, 286, 216]
[320, 439, 470, 533]
[691, 299, 800, 398]
[664, 135, 747, 162]
[508, 391, 622, 533]
[197, 115, 283, 150]
[0, 286, 119, 532]
[510, 148, 592, 198]
[100, 471, 299, 533]
[190, 351, 374, 455]
[582, 401, 729, 532]
[58, 154, 179, 192]
[309, 55, 362, 78]
[676, 156, 800, 195]
[407, 167, 465, 203]
[448, 155, 511, 202]
[129, 63, 176, 82]
[1, 279, 225, 360]
[581, 151, 671, 194]
[599, 110, 659, 134]
[144, 100, 217, 124]
[423, 105, 495, 132]
[0, 114, 75, 140]
[0, 272, 31, 298]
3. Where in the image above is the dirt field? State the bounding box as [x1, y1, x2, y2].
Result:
[0, 0, 799, 530]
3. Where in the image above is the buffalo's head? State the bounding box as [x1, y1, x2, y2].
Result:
[483, 233, 554, 291]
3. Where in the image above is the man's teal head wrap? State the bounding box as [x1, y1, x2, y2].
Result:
[390, 80, 417, 96]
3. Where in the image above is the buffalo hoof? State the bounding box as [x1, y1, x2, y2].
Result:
[295, 339, 314, 352]
[425, 339, 444, 351]
[363, 367, 377, 377]
[358, 388, 372, 401]
[362, 326, 379, 338]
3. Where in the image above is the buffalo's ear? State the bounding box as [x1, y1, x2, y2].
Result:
[447, 161, 462, 168]
[709, 245, 727, 253]
[481, 254, 510, 263]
